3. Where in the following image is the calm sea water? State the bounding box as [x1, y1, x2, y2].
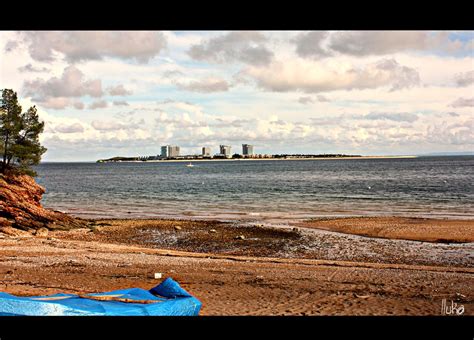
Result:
[34, 156, 474, 221]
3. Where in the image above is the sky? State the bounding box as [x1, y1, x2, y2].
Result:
[0, 31, 473, 161]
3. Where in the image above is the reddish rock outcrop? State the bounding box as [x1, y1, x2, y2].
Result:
[0, 174, 86, 232]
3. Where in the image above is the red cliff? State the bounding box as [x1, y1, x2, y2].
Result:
[0, 174, 86, 232]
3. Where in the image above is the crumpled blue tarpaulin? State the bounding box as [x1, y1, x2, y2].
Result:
[0, 277, 201, 316]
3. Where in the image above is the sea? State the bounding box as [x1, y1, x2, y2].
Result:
[34, 156, 474, 222]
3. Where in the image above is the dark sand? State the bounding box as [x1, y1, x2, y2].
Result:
[0, 217, 472, 315]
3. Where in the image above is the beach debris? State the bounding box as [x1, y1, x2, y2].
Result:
[154, 273, 162, 279]
[209, 229, 217, 233]
[34, 227, 49, 237]
[354, 293, 370, 299]
[117, 263, 132, 268]
[292, 227, 299, 233]
[174, 226, 182, 231]
[235, 235, 245, 240]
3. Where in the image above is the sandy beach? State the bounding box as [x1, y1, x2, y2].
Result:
[0, 216, 472, 315]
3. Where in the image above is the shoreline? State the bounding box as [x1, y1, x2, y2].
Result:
[47, 209, 474, 223]
[97, 155, 418, 163]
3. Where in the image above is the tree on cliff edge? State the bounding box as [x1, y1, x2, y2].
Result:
[0, 89, 46, 176]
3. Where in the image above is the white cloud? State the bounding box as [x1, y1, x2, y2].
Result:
[244, 58, 420, 93]
[363, 112, 419, 123]
[88, 100, 108, 110]
[113, 100, 129, 106]
[22, 65, 103, 109]
[188, 31, 273, 66]
[454, 70, 474, 87]
[450, 97, 474, 108]
[91, 120, 127, 131]
[107, 84, 133, 96]
[18, 63, 50, 73]
[73, 101, 85, 110]
[298, 96, 314, 104]
[54, 122, 84, 133]
[14, 31, 167, 63]
[176, 77, 230, 93]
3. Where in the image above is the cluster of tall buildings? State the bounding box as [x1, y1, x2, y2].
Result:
[159, 144, 255, 159]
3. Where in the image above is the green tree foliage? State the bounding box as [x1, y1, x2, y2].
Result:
[0, 89, 47, 176]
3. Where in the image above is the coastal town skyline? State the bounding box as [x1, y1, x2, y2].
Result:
[1, 31, 473, 161]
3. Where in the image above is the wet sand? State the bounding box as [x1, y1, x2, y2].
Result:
[0, 217, 472, 315]
[299, 217, 474, 243]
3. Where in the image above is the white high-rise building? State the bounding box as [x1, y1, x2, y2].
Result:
[161, 145, 180, 158]
[202, 147, 211, 156]
[161, 145, 169, 158]
[219, 145, 232, 158]
[242, 144, 254, 156]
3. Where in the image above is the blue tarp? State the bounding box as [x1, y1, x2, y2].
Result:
[0, 277, 201, 316]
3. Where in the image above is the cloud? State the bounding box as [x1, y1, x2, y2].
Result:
[23, 65, 103, 109]
[54, 123, 84, 133]
[292, 31, 332, 58]
[18, 63, 50, 73]
[107, 84, 133, 96]
[363, 112, 419, 123]
[162, 70, 184, 78]
[16, 31, 167, 63]
[88, 100, 108, 110]
[73, 101, 85, 110]
[245, 58, 420, 93]
[33, 97, 71, 110]
[297, 95, 329, 104]
[4, 40, 18, 52]
[155, 112, 206, 128]
[188, 31, 273, 66]
[447, 111, 459, 117]
[176, 77, 230, 93]
[91, 120, 127, 131]
[328, 31, 429, 56]
[91, 119, 144, 131]
[291, 31, 470, 59]
[454, 70, 474, 87]
[426, 120, 474, 146]
[449, 97, 474, 108]
[113, 100, 129, 106]
[298, 96, 314, 104]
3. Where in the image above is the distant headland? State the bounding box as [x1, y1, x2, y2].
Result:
[95, 143, 421, 163]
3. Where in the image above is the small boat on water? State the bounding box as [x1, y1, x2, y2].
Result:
[186, 163, 194, 167]
[0, 277, 201, 316]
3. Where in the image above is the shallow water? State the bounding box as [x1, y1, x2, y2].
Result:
[34, 156, 474, 220]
